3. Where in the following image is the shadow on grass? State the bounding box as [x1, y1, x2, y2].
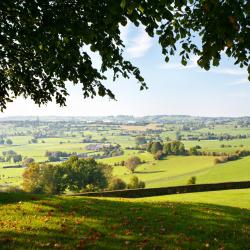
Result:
[0, 192, 48, 205]
[0, 193, 249, 249]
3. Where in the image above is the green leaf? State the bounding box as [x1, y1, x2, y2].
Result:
[139, 5, 144, 13]
[120, 0, 126, 9]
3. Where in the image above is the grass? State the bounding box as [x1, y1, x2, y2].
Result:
[0, 192, 249, 250]
[109, 155, 216, 188]
[139, 189, 250, 209]
[183, 138, 250, 153]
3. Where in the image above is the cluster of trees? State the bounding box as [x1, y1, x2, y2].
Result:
[135, 136, 147, 146]
[23, 156, 112, 194]
[147, 141, 187, 159]
[220, 144, 244, 148]
[45, 151, 73, 162]
[186, 133, 248, 141]
[214, 150, 250, 165]
[0, 150, 22, 163]
[102, 145, 123, 158]
[108, 176, 145, 191]
[0, 138, 13, 145]
[28, 138, 38, 144]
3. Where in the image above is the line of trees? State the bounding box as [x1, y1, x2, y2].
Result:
[214, 150, 250, 165]
[108, 176, 145, 191]
[147, 141, 188, 159]
[0, 150, 22, 163]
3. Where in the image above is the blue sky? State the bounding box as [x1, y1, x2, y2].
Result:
[1, 23, 250, 117]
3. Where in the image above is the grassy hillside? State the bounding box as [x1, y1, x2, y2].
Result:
[0, 192, 249, 250]
[139, 189, 250, 209]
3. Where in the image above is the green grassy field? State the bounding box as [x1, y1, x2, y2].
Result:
[139, 189, 250, 209]
[0, 192, 249, 250]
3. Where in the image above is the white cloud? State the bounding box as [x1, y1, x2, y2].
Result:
[159, 55, 199, 70]
[227, 92, 249, 98]
[127, 27, 153, 58]
[229, 78, 249, 86]
[211, 68, 247, 76]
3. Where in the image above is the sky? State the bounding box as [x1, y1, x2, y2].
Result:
[1, 23, 250, 118]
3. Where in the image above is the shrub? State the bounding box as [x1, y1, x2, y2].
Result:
[187, 176, 196, 185]
[108, 178, 127, 190]
[189, 147, 199, 155]
[127, 176, 146, 189]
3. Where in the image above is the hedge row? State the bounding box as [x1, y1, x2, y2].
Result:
[74, 181, 250, 198]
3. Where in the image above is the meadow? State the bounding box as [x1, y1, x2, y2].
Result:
[0, 192, 249, 249]
[0, 116, 249, 249]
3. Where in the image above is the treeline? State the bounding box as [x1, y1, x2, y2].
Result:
[146, 141, 188, 159]
[186, 133, 249, 141]
[0, 150, 22, 163]
[22, 156, 145, 194]
[45, 146, 123, 162]
[214, 150, 250, 165]
[146, 141, 250, 164]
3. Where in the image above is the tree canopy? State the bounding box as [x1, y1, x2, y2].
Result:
[1, 0, 249, 110]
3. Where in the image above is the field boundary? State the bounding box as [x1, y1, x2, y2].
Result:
[73, 181, 250, 198]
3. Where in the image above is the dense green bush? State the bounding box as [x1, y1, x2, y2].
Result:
[187, 176, 196, 185]
[127, 176, 146, 189]
[108, 178, 127, 190]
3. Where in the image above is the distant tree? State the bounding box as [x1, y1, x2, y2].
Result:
[176, 132, 182, 141]
[189, 147, 199, 155]
[146, 142, 154, 153]
[100, 137, 107, 143]
[187, 176, 196, 185]
[30, 138, 38, 144]
[23, 157, 35, 167]
[127, 176, 145, 189]
[135, 136, 147, 146]
[125, 156, 141, 173]
[163, 143, 172, 155]
[150, 142, 163, 154]
[13, 154, 22, 163]
[154, 151, 165, 160]
[163, 141, 187, 156]
[0, 138, 4, 145]
[5, 139, 13, 145]
[108, 178, 127, 190]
